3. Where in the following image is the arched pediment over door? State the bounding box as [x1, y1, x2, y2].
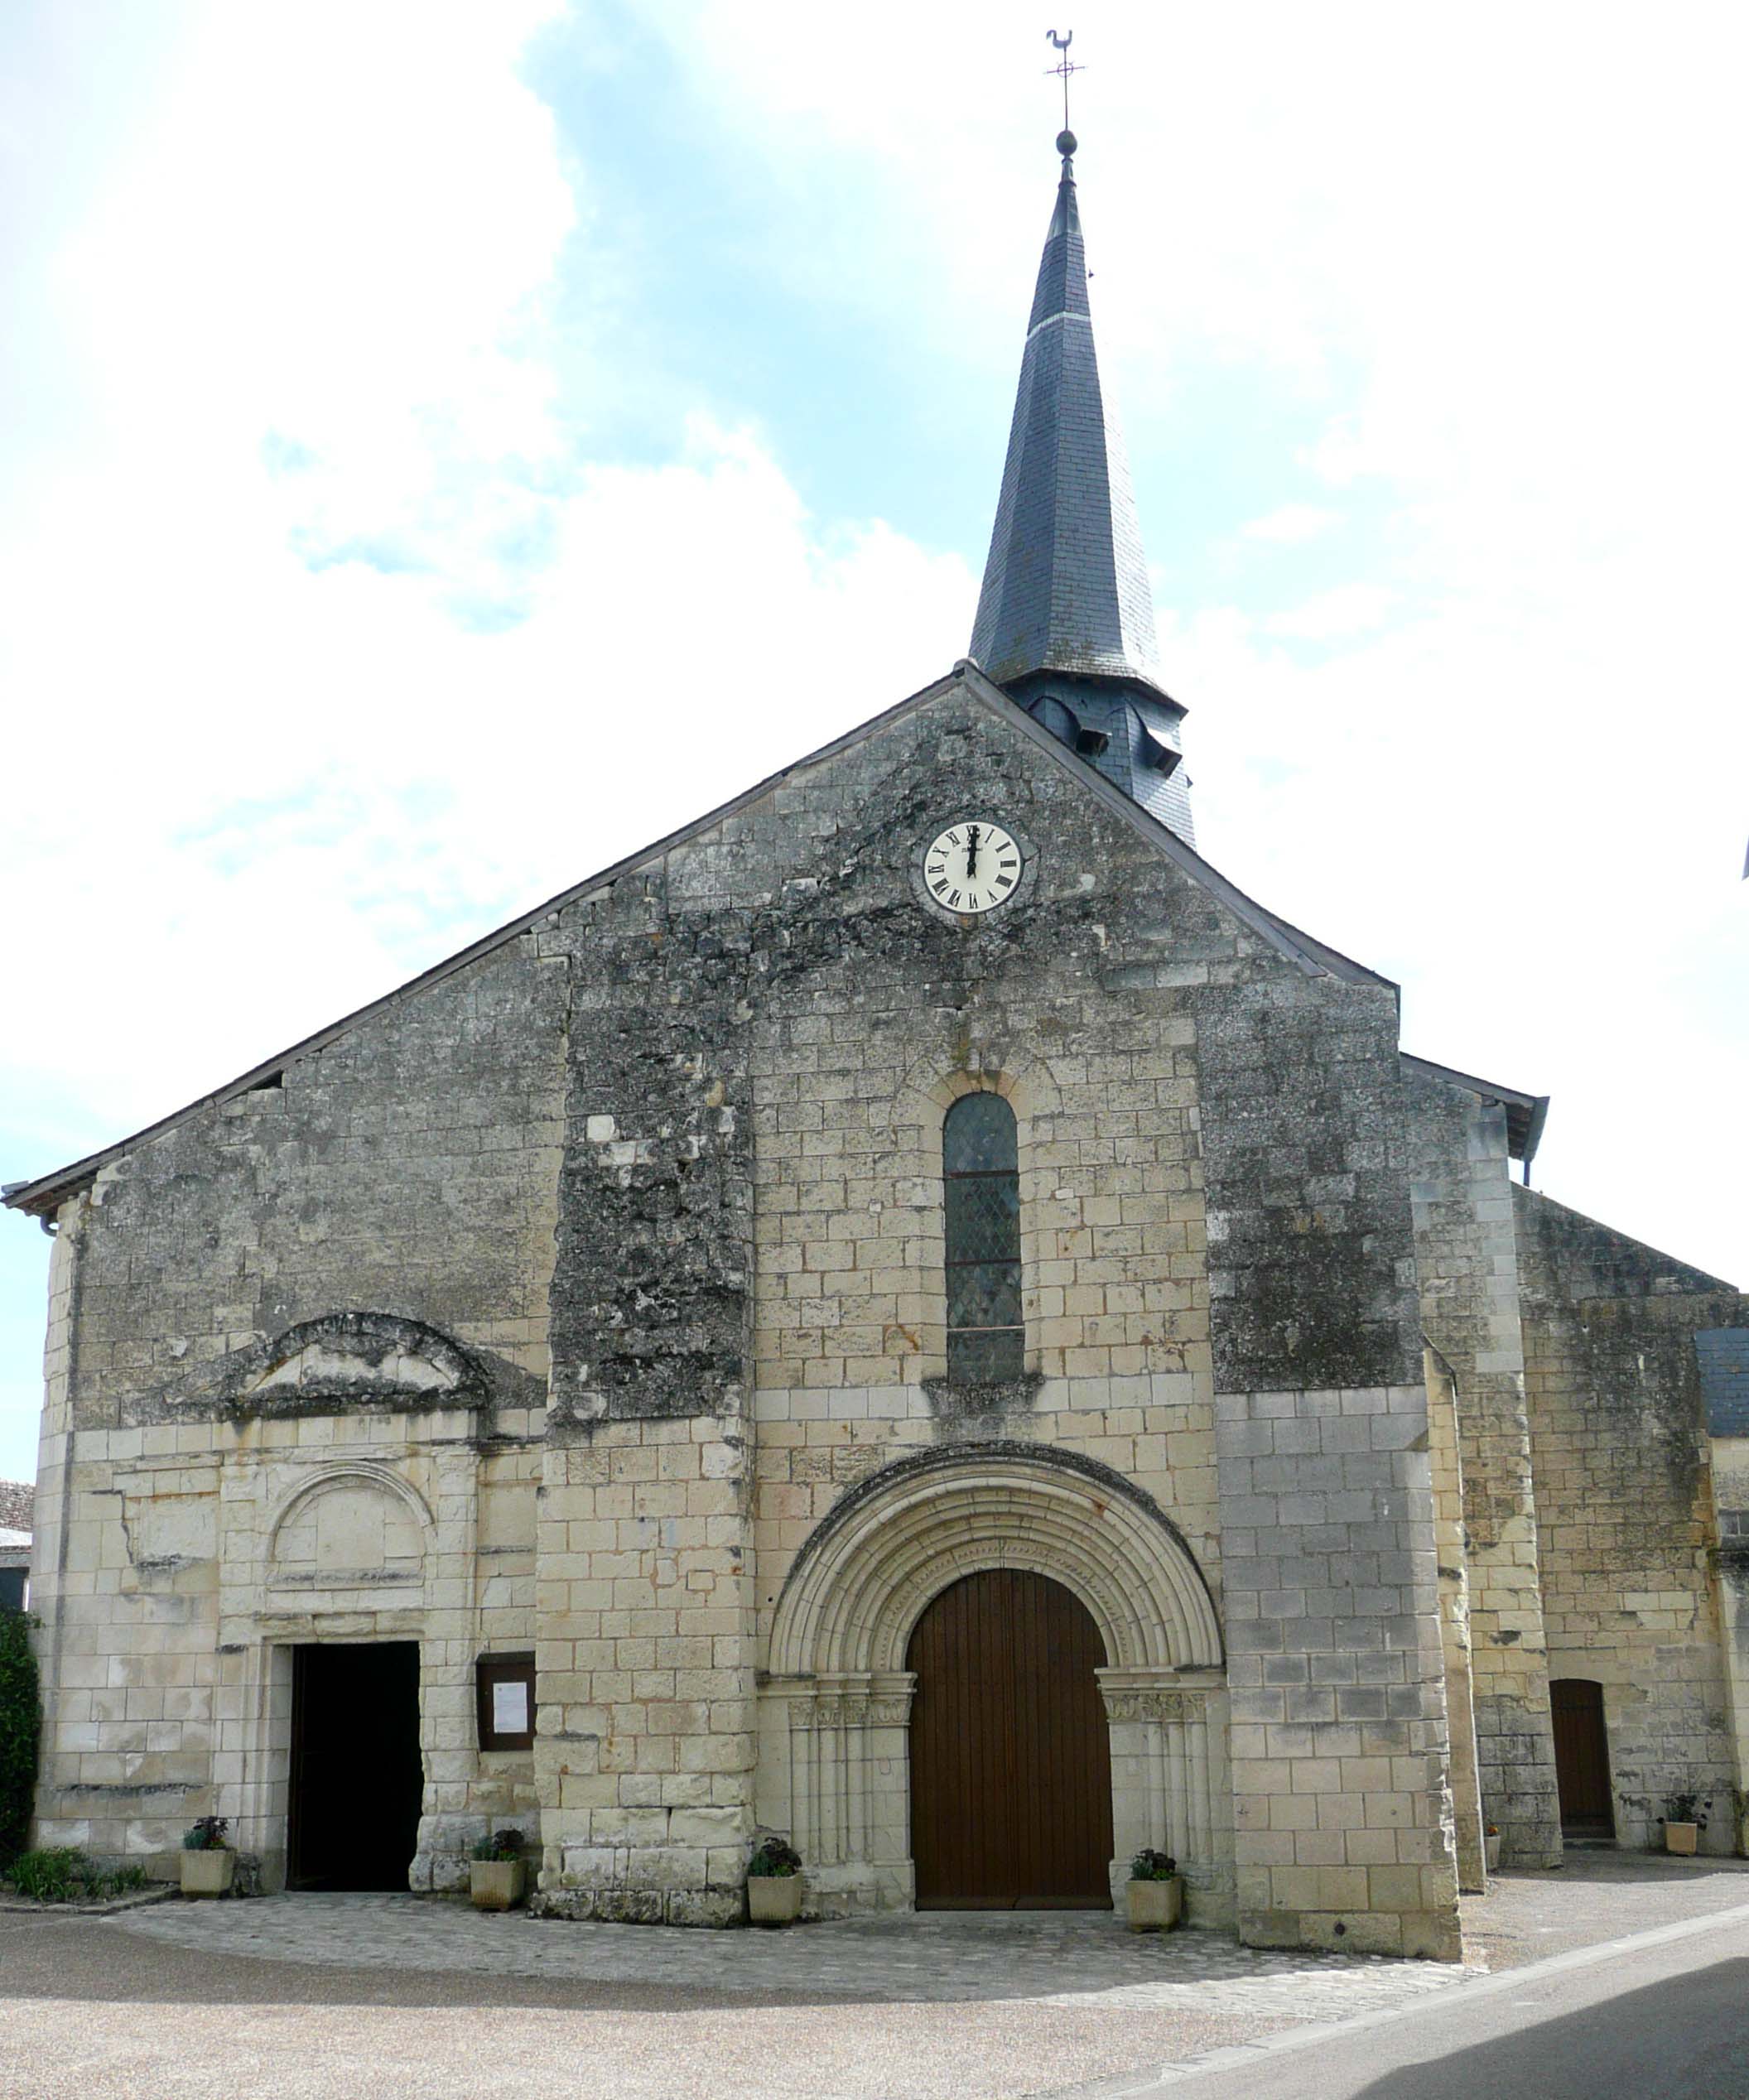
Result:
[759, 1444, 1231, 1915]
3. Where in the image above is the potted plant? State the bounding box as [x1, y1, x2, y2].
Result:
[1125, 1847, 1182, 1931]
[181, 1815, 234, 1898]
[746, 1837, 804, 1924]
[1660, 1788, 1710, 1856]
[469, 1827, 528, 1910]
[1484, 1823, 1502, 1872]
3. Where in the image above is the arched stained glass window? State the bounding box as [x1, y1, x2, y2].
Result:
[943, 1091, 1024, 1381]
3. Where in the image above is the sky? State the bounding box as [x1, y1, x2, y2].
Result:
[2, 0, 1745, 1484]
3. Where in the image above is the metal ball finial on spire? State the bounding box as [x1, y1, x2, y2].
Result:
[1045, 28, 1083, 161]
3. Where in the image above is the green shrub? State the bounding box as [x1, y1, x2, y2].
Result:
[7, 1847, 84, 1903]
[748, 1838, 802, 1878]
[0, 1611, 40, 1873]
[3, 1847, 152, 1904]
[1129, 1848, 1178, 1881]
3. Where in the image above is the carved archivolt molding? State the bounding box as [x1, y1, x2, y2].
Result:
[768, 1447, 1222, 1677]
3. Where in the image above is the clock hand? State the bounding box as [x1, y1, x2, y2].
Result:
[965, 823, 981, 879]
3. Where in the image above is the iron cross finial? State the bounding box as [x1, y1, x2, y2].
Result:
[1044, 29, 1083, 145]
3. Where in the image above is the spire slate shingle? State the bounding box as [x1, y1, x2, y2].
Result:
[971, 147, 1163, 696]
[971, 140, 1194, 842]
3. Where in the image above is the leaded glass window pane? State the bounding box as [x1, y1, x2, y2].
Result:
[944, 1173, 1019, 1264]
[944, 1091, 1018, 1174]
[943, 1091, 1024, 1381]
[947, 1260, 1023, 1332]
[948, 1327, 1024, 1382]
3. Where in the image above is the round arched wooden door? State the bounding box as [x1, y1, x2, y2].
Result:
[907, 1568, 1114, 1908]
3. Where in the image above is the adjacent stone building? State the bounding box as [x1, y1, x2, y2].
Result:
[0, 1480, 30, 1613]
[7, 131, 1746, 1955]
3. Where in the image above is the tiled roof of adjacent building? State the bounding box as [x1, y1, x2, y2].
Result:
[0, 1481, 32, 1534]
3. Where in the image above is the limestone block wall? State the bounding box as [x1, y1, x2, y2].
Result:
[532, 850, 760, 1926]
[1402, 1072, 1560, 1866]
[1200, 984, 1461, 1958]
[1214, 1385, 1459, 1958]
[532, 677, 1259, 1922]
[1706, 1436, 1749, 1842]
[1424, 1347, 1486, 1890]
[31, 1398, 543, 1886]
[1516, 1188, 1746, 1850]
[531, 1418, 756, 1927]
[55, 933, 567, 1435]
[21, 667, 1477, 1954]
[26, 925, 564, 1881]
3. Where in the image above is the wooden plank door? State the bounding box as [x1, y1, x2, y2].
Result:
[1550, 1678, 1614, 1836]
[908, 1569, 1113, 1908]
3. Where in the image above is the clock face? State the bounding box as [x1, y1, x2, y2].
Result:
[922, 819, 1024, 914]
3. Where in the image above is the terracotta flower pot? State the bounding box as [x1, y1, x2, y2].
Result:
[748, 1873, 804, 1924]
[1125, 1876, 1183, 1932]
[470, 1859, 527, 1910]
[1665, 1822, 1699, 1856]
[181, 1848, 235, 1898]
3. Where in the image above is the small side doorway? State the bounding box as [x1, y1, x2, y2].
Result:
[288, 1642, 423, 1890]
[1550, 1678, 1614, 1839]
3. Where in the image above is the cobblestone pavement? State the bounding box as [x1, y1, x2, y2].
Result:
[4, 1864, 1746, 2100]
[1458, 1850, 1749, 1970]
[113, 1893, 1470, 2023]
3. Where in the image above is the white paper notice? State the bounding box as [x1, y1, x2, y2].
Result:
[492, 1680, 529, 1736]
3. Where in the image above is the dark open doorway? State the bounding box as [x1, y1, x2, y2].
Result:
[288, 1641, 423, 1890]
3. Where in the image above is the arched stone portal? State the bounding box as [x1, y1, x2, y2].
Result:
[759, 1446, 1231, 1916]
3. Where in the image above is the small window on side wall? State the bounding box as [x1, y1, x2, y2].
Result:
[943, 1090, 1024, 1382]
[476, 1652, 536, 1751]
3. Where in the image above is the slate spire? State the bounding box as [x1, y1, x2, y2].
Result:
[971, 131, 1193, 841]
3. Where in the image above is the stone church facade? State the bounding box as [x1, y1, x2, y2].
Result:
[9, 137, 1748, 1958]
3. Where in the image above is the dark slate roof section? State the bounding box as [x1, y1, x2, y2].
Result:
[1698, 1329, 1749, 1437]
[969, 153, 1165, 697]
[1400, 1052, 1550, 1165]
[0, 1481, 31, 1534]
[2, 661, 1393, 1220]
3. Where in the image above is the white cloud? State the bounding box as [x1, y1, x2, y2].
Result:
[4, 0, 1747, 1490]
[1241, 504, 1341, 544]
[1264, 583, 1395, 642]
[0, 2, 976, 1477]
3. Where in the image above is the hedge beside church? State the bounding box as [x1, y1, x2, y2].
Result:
[0, 1609, 40, 1871]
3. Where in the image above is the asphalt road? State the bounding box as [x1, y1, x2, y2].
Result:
[1087, 1906, 1749, 2100]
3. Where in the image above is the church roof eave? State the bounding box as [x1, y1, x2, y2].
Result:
[1400, 1051, 1550, 1165]
[3, 662, 1395, 1222]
